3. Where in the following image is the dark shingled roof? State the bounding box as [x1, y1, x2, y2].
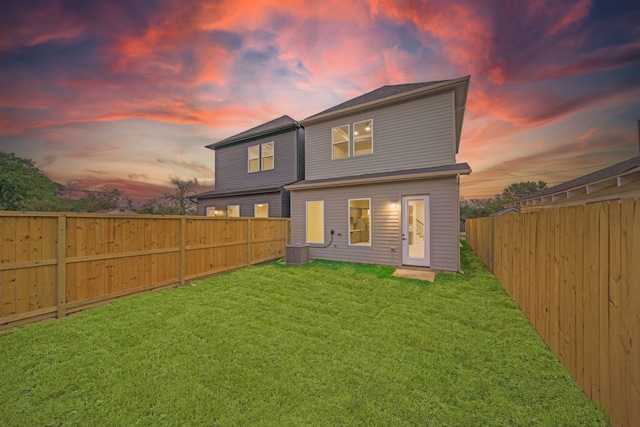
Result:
[288, 162, 471, 188]
[518, 155, 640, 202]
[303, 81, 445, 121]
[206, 115, 299, 150]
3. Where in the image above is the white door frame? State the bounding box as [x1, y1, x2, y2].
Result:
[401, 195, 430, 267]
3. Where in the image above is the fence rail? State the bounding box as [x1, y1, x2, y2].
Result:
[1, 213, 290, 330]
[466, 199, 639, 427]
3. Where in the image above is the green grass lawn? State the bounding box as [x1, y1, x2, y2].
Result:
[0, 242, 607, 426]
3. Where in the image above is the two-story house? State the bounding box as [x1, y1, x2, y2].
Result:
[286, 76, 471, 272]
[194, 115, 304, 217]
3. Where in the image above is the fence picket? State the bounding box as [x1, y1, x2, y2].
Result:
[467, 198, 639, 427]
[1, 213, 290, 330]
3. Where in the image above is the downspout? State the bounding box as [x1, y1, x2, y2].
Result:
[456, 173, 462, 273]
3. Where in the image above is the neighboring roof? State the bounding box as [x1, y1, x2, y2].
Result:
[206, 115, 300, 150]
[300, 76, 470, 152]
[516, 155, 640, 207]
[192, 186, 284, 200]
[490, 206, 520, 216]
[96, 208, 138, 214]
[285, 163, 471, 190]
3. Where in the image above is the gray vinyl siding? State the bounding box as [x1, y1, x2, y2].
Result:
[305, 91, 455, 181]
[197, 192, 283, 217]
[214, 130, 299, 191]
[281, 190, 291, 218]
[297, 126, 305, 181]
[290, 176, 460, 271]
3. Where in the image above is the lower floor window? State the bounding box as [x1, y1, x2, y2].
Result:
[227, 205, 240, 217]
[206, 206, 226, 217]
[349, 199, 371, 245]
[254, 203, 269, 218]
[306, 201, 324, 244]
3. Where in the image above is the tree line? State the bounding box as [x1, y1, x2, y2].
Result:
[2, 151, 547, 218]
[0, 152, 199, 215]
[460, 180, 548, 219]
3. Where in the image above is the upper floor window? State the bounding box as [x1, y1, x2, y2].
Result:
[332, 125, 350, 159]
[248, 142, 275, 172]
[331, 120, 372, 160]
[353, 120, 372, 156]
[262, 142, 274, 170]
[248, 145, 260, 172]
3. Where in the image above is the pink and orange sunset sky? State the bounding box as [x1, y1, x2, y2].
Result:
[1, 0, 639, 201]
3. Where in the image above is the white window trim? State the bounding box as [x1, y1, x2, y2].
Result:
[348, 198, 372, 246]
[254, 203, 269, 218]
[353, 119, 373, 156]
[248, 145, 260, 173]
[248, 142, 275, 173]
[331, 120, 373, 160]
[261, 141, 274, 171]
[206, 206, 217, 217]
[306, 201, 325, 244]
[227, 205, 240, 217]
[331, 124, 350, 160]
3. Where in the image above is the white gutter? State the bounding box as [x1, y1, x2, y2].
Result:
[285, 168, 471, 191]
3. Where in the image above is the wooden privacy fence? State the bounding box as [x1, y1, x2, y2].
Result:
[467, 199, 639, 427]
[0, 213, 290, 330]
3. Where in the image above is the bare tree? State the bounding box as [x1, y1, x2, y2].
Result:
[136, 176, 198, 215]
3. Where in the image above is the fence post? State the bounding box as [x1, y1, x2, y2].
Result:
[180, 217, 186, 285]
[246, 218, 252, 266]
[56, 215, 67, 318]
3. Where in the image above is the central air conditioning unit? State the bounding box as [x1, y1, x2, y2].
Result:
[286, 243, 309, 265]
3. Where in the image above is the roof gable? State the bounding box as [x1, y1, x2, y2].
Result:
[304, 81, 445, 120]
[206, 115, 299, 150]
[299, 76, 470, 152]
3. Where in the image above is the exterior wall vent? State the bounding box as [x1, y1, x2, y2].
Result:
[286, 243, 309, 265]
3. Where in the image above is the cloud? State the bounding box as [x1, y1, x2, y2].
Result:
[1, 0, 638, 202]
[156, 157, 212, 176]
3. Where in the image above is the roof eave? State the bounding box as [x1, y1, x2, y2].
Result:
[205, 122, 301, 151]
[285, 167, 471, 191]
[300, 76, 470, 127]
[515, 166, 640, 208]
[192, 186, 283, 200]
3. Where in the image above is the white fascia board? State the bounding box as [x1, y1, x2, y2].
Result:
[285, 168, 471, 191]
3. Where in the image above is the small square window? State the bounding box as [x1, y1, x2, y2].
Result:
[227, 205, 240, 217]
[254, 203, 269, 218]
